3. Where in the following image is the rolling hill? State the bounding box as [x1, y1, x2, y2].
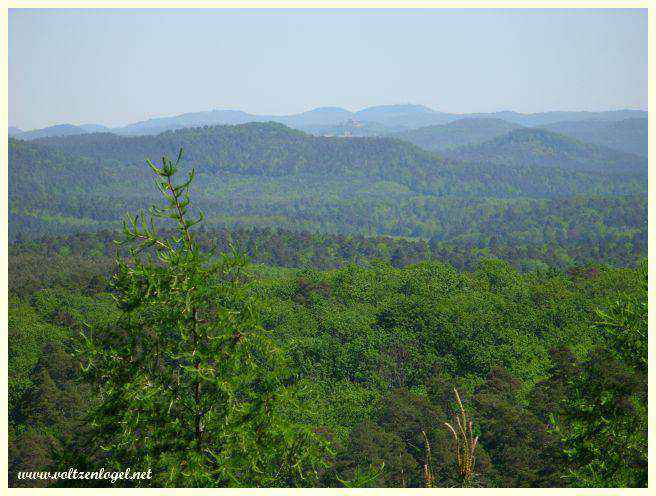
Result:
[466, 109, 648, 127]
[392, 118, 523, 152]
[540, 118, 647, 157]
[19, 122, 646, 193]
[11, 123, 110, 140]
[298, 120, 398, 137]
[9, 122, 646, 245]
[443, 127, 646, 174]
[353, 104, 455, 128]
[23, 122, 455, 184]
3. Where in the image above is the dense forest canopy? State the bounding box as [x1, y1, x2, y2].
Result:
[8, 224, 648, 487]
[8, 108, 648, 487]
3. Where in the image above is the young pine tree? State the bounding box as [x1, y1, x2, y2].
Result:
[78, 150, 329, 487]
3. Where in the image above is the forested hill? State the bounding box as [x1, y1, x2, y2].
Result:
[14, 121, 646, 190]
[24, 122, 455, 180]
[441, 128, 647, 174]
[540, 118, 648, 157]
[9, 122, 647, 266]
[391, 118, 523, 152]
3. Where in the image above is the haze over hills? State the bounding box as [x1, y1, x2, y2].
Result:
[540, 118, 647, 157]
[11, 124, 92, 140]
[12, 123, 111, 140]
[391, 118, 523, 152]
[352, 104, 454, 128]
[440, 127, 646, 174]
[10, 103, 647, 142]
[295, 119, 399, 137]
[464, 109, 648, 126]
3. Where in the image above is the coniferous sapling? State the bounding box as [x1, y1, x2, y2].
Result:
[78, 149, 329, 487]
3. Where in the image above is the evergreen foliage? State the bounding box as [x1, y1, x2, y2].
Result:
[76, 150, 329, 486]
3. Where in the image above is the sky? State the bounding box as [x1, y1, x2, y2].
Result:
[9, 8, 648, 130]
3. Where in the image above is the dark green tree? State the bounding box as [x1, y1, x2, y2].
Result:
[553, 261, 647, 487]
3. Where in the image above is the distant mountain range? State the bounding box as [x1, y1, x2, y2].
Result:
[10, 103, 647, 143]
[10, 123, 111, 140]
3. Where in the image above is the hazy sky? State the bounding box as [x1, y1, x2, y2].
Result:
[9, 8, 647, 129]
